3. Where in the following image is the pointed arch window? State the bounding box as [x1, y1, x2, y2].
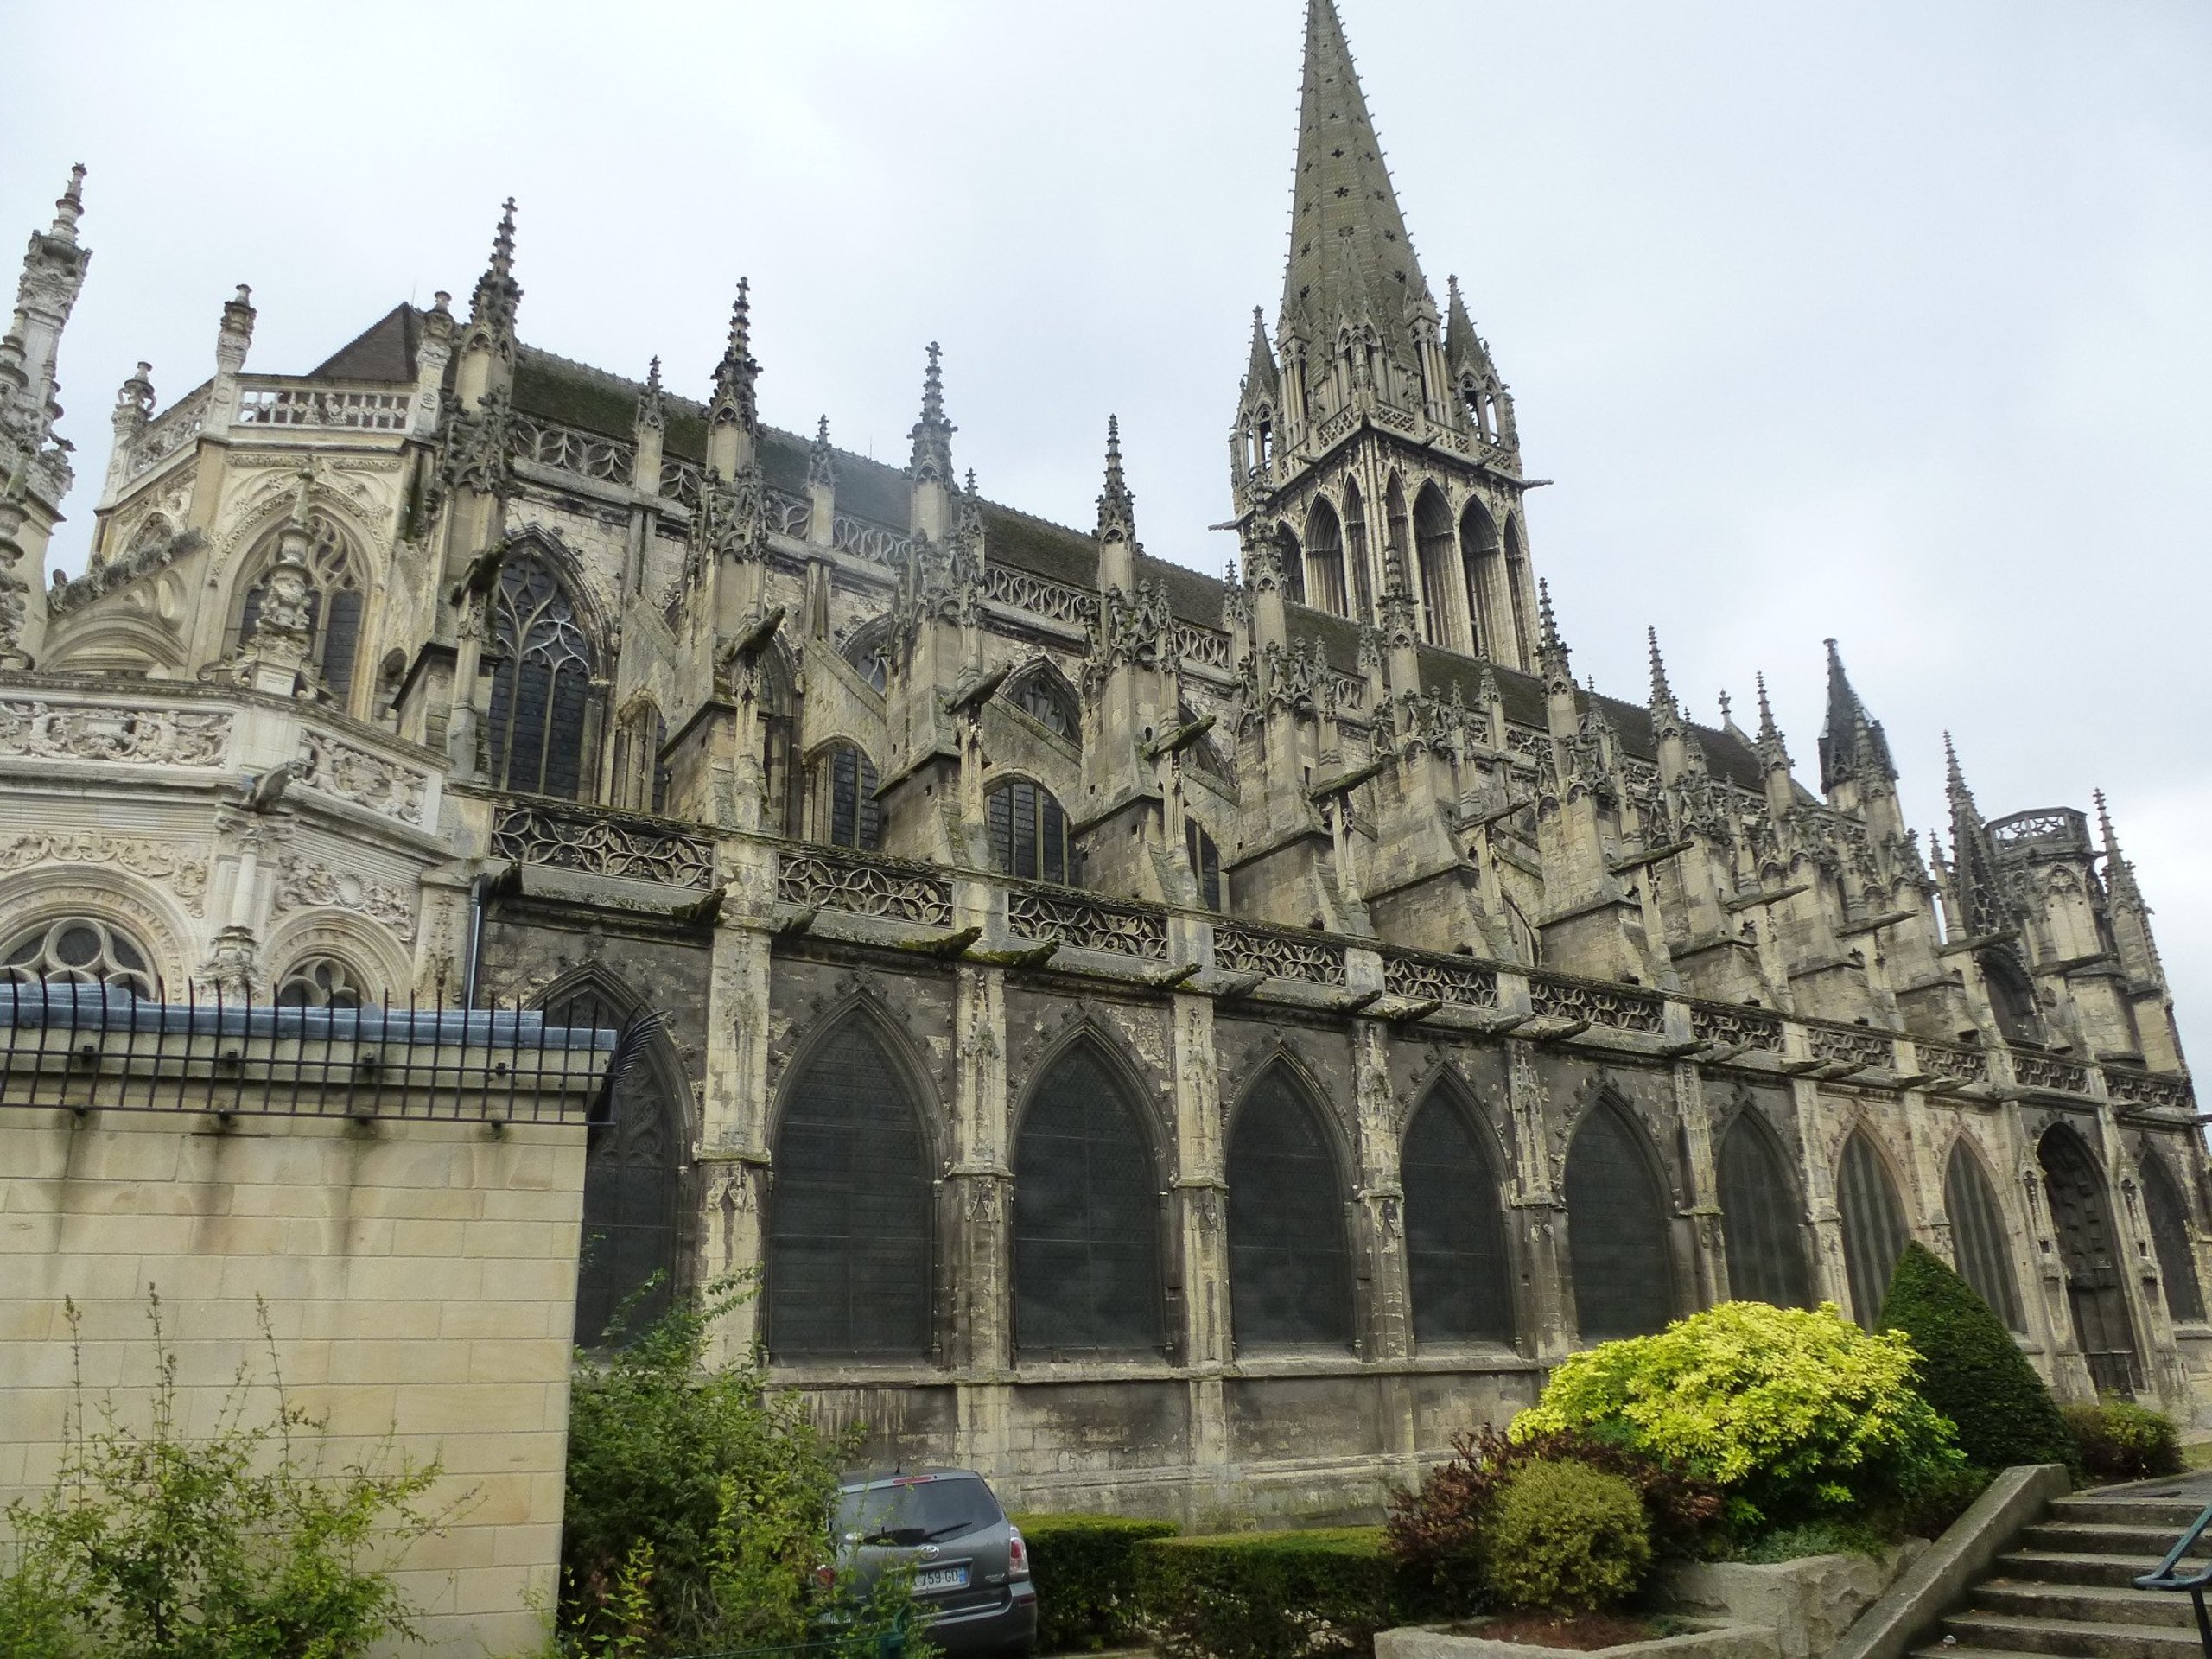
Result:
[1836, 1129, 1910, 1328]
[1274, 522, 1306, 606]
[1402, 1091, 1515, 1344]
[1459, 500, 1501, 664]
[611, 701, 670, 816]
[1010, 669, 1078, 742]
[1945, 1141, 2024, 1332]
[2139, 1152, 2205, 1325]
[1383, 474, 1412, 600]
[1566, 1101, 1675, 1340]
[3, 918, 156, 998]
[1718, 1109, 1812, 1308]
[1343, 480, 1374, 621]
[1503, 518, 1533, 671]
[1304, 499, 1346, 616]
[487, 555, 600, 800]
[811, 743, 881, 852]
[987, 779, 1073, 885]
[1185, 817, 1223, 912]
[845, 623, 892, 696]
[2040, 1127, 2141, 1394]
[768, 1015, 933, 1359]
[237, 513, 367, 713]
[1228, 1068, 1354, 1351]
[1414, 484, 1463, 652]
[1014, 1041, 1163, 1357]
[549, 982, 683, 1348]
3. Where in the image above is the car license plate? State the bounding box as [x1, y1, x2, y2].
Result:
[914, 1565, 969, 1593]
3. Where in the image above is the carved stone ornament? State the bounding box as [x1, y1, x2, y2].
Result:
[0, 832, 210, 916]
[272, 855, 418, 941]
[0, 698, 232, 767]
[296, 728, 429, 824]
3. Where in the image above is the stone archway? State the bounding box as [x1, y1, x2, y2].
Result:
[2040, 1127, 2142, 1395]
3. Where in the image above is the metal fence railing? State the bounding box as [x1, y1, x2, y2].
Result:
[0, 982, 652, 1125]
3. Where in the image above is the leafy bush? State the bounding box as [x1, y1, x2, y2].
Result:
[560, 1277, 923, 1655]
[1878, 1243, 2075, 1472]
[1385, 1427, 1722, 1612]
[1012, 1513, 1178, 1652]
[2063, 1398, 2183, 1482]
[1482, 1460, 1652, 1615]
[1134, 1528, 1399, 1659]
[0, 1293, 450, 1659]
[1511, 1301, 1965, 1531]
[1726, 1521, 1885, 1564]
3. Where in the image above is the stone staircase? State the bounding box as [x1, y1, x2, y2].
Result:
[1913, 1490, 2211, 1659]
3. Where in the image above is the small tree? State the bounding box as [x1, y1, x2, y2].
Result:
[1880, 1242, 2076, 1473]
[560, 1277, 924, 1656]
[0, 1292, 452, 1659]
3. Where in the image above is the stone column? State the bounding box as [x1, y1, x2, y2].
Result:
[1352, 1016, 1411, 1361]
[699, 841, 776, 1363]
[1504, 1039, 1571, 1358]
[1675, 1060, 1728, 1308]
[947, 963, 1012, 1479]
[1169, 988, 1231, 1501]
[1792, 1072, 1850, 1310]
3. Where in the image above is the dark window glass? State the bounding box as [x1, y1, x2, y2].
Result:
[1565, 1103, 1673, 1340]
[824, 747, 881, 852]
[2041, 1128, 2142, 1395]
[1013, 675, 1077, 740]
[1402, 1095, 1514, 1344]
[1945, 1142, 2024, 1332]
[1228, 1070, 1353, 1351]
[2142, 1154, 2206, 1325]
[987, 780, 1073, 887]
[1014, 1045, 1161, 1357]
[1718, 1112, 1812, 1308]
[486, 556, 597, 799]
[1185, 819, 1223, 911]
[1836, 1131, 1910, 1328]
[549, 986, 680, 1348]
[768, 1019, 932, 1359]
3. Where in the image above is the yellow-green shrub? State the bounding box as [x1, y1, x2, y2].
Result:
[1512, 1301, 1963, 1529]
[1482, 1460, 1652, 1615]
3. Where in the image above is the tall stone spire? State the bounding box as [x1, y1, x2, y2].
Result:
[466, 197, 521, 343]
[2094, 789, 2143, 910]
[1243, 306, 1278, 398]
[908, 342, 955, 489]
[9, 163, 91, 448]
[709, 279, 760, 437]
[1817, 638, 1895, 794]
[1942, 734, 2012, 939]
[1646, 626, 1683, 743]
[1280, 0, 1433, 365]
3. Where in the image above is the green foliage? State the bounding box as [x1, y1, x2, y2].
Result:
[0, 1293, 450, 1659]
[1383, 1427, 1722, 1613]
[1133, 1528, 1400, 1659]
[558, 1276, 926, 1656]
[2063, 1397, 2183, 1482]
[1878, 1243, 2076, 1472]
[1011, 1513, 1178, 1652]
[1726, 1521, 1886, 1564]
[1481, 1460, 1651, 1616]
[1512, 1300, 1966, 1531]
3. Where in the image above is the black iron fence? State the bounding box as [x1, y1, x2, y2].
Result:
[0, 982, 651, 1124]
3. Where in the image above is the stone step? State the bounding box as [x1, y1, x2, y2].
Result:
[1996, 1548, 2212, 1590]
[1972, 1580, 2198, 1629]
[2019, 1521, 2194, 1558]
[1939, 1611, 2204, 1659]
[2050, 1495, 2210, 1530]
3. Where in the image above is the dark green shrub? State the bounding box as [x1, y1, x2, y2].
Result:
[1134, 1528, 1397, 1659]
[1481, 1460, 1651, 1615]
[1879, 1243, 2076, 1472]
[1384, 1426, 1722, 1611]
[1012, 1513, 1178, 1652]
[2063, 1398, 2183, 1481]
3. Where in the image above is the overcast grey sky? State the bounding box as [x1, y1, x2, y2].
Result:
[6, 0, 2207, 1058]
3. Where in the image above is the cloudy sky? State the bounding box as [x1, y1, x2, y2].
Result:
[6, 0, 2207, 1056]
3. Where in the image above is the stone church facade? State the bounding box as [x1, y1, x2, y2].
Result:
[0, 0, 2200, 1518]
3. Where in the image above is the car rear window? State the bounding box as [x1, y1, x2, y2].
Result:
[836, 1476, 1002, 1545]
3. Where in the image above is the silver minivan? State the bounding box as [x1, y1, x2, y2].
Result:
[832, 1470, 1037, 1658]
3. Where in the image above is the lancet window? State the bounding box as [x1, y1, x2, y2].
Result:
[1402, 1090, 1515, 1345]
[1185, 817, 1223, 911]
[1564, 1100, 1675, 1340]
[1343, 480, 1374, 621]
[1460, 499, 1502, 662]
[1718, 1109, 1813, 1308]
[1304, 499, 1346, 615]
[1227, 1067, 1353, 1351]
[1836, 1129, 1910, 1327]
[1013, 1042, 1163, 1357]
[1414, 483, 1462, 651]
[811, 743, 881, 853]
[2139, 1152, 2205, 1325]
[1944, 1141, 2024, 1332]
[767, 1016, 932, 1359]
[610, 701, 670, 816]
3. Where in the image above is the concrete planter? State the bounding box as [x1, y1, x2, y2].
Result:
[1376, 1618, 1777, 1659]
[1655, 1546, 1922, 1659]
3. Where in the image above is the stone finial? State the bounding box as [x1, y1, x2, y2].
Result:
[709, 280, 760, 434]
[637, 355, 666, 432]
[806, 412, 836, 493]
[215, 283, 256, 376]
[113, 361, 154, 425]
[1754, 671, 1790, 771]
[49, 165, 86, 243]
[1096, 415, 1135, 546]
[908, 341, 956, 486]
[467, 197, 522, 338]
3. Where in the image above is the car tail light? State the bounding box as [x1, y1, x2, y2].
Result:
[1007, 1525, 1029, 1579]
[814, 1562, 838, 1589]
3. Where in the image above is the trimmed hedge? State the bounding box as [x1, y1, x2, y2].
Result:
[2064, 1398, 2183, 1481]
[1879, 1242, 2077, 1472]
[1012, 1513, 1178, 1653]
[1483, 1459, 1652, 1614]
[1134, 1528, 1402, 1659]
